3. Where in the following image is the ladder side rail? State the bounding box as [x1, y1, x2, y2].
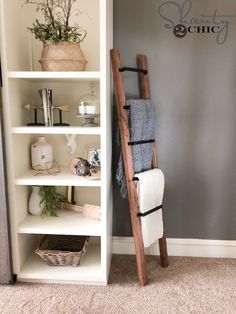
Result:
[137, 55, 169, 267]
[137, 55, 159, 168]
[110, 49, 148, 285]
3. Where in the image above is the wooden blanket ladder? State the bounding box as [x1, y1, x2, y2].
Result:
[110, 49, 169, 286]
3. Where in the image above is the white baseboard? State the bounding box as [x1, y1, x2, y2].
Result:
[112, 237, 236, 258]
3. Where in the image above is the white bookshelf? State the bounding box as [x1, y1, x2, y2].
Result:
[0, 0, 113, 285]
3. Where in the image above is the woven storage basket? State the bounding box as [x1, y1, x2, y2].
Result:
[35, 235, 89, 267]
[39, 42, 87, 71]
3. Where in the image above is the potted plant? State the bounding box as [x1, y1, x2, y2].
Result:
[24, 0, 87, 71]
[39, 186, 65, 216]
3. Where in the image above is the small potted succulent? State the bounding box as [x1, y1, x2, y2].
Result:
[23, 0, 87, 71]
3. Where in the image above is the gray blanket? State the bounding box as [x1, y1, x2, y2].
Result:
[116, 99, 156, 198]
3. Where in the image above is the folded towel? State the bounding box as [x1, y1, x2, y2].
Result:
[116, 99, 156, 198]
[135, 168, 164, 247]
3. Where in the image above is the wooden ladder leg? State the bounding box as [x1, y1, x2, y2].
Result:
[111, 49, 148, 286]
[159, 234, 169, 267]
[129, 189, 148, 285]
[137, 54, 169, 269]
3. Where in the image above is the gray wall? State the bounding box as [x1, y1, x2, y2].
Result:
[113, 0, 236, 240]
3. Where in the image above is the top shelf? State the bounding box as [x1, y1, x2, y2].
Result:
[7, 71, 100, 81]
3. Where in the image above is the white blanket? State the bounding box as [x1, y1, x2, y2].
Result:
[135, 168, 164, 248]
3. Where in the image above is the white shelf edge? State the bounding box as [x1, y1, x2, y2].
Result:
[11, 126, 101, 135]
[17, 277, 107, 285]
[17, 210, 102, 236]
[15, 168, 101, 187]
[7, 71, 100, 80]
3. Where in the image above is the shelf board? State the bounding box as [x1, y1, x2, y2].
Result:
[17, 210, 101, 236]
[18, 244, 104, 284]
[15, 168, 101, 186]
[7, 71, 100, 81]
[11, 126, 101, 135]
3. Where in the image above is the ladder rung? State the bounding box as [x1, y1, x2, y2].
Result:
[128, 139, 155, 146]
[137, 205, 163, 218]
[123, 105, 130, 109]
[119, 67, 148, 75]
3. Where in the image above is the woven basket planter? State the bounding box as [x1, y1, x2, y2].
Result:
[39, 42, 87, 71]
[35, 235, 89, 267]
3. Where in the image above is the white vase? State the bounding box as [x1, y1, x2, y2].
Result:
[31, 136, 53, 170]
[29, 186, 43, 216]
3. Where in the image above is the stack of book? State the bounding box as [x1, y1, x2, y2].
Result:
[39, 88, 53, 126]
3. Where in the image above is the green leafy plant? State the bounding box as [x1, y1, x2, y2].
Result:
[39, 186, 65, 216]
[23, 0, 87, 44]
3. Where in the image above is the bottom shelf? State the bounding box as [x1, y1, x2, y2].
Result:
[17, 243, 106, 285]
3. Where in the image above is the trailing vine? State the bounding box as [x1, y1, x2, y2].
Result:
[39, 186, 65, 216]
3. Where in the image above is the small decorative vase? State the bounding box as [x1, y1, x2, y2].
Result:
[31, 136, 53, 170]
[39, 42, 87, 71]
[29, 186, 43, 216]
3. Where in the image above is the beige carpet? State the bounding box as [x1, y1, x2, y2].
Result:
[0, 255, 235, 314]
